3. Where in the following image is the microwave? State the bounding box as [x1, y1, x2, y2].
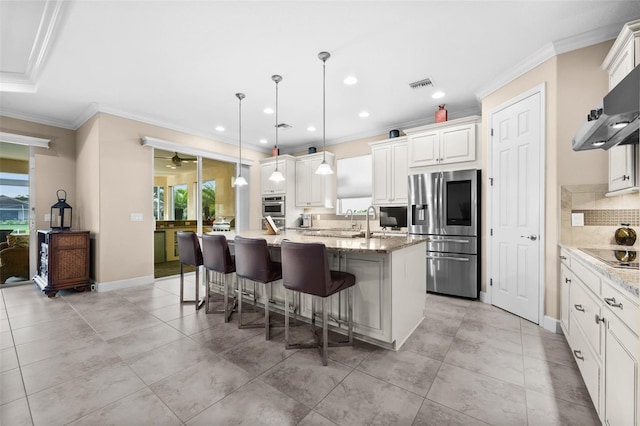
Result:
[262, 196, 285, 217]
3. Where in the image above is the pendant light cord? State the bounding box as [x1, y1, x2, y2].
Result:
[322, 56, 326, 162]
[275, 78, 279, 169]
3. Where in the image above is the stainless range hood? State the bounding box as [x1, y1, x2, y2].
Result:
[572, 64, 640, 151]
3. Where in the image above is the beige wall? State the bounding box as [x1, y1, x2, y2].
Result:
[481, 41, 613, 320]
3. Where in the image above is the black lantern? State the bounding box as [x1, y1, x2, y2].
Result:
[50, 189, 72, 230]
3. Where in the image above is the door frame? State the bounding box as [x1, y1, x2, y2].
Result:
[486, 83, 546, 325]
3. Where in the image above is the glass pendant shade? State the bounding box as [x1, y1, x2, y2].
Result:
[269, 168, 285, 182]
[269, 74, 285, 182]
[315, 51, 333, 175]
[315, 160, 333, 175]
[235, 92, 248, 186]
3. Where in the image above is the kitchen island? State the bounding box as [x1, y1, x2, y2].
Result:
[219, 229, 428, 350]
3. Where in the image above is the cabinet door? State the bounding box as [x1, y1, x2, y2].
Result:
[440, 124, 476, 165]
[343, 253, 391, 342]
[560, 263, 571, 336]
[391, 142, 408, 204]
[309, 156, 326, 206]
[409, 132, 439, 167]
[372, 145, 391, 204]
[608, 145, 636, 192]
[261, 162, 287, 195]
[609, 40, 635, 88]
[295, 159, 312, 206]
[604, 313, 638, 426]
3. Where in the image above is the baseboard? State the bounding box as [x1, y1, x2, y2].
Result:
[543, 315, 562, 334]
[96, 275, 154, 292]
[479, 291, 490, 304]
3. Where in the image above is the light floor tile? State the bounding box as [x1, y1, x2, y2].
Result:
[0, 368, 26, 405]
[105, 322, 184, 359]
[0, 347, 19, 372]
[413, 399, 489, 426]
[222, 333, 298, 377]
[316, 370, 423, 426]
[455, 318, 523, 354]
[427, 363, 527, 426]
[0, 397, 32, 426]
[523, 356, 593, 407]
[525, 388, 600, 426]
[522, 333, 575, 367]
[400, 326, 454, 361]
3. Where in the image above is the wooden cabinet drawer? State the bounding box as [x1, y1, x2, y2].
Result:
[572, 257, 601, 295]
[570, 311, 601, 415]
[571, 281, 603, 356]
[601, 279, 639, 334]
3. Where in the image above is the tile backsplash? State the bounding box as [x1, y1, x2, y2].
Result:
[561, 184, 640, 248]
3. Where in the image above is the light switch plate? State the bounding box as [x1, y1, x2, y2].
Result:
[571, 212, 584, 227]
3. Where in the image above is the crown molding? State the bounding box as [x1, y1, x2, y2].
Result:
[0, 108, 75, 130]
[475, 21, 623, 100]
[0, 0, 65, 93]
[602, 18, 640, 69]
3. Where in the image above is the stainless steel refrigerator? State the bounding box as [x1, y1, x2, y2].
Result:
[408, 169, 480, 298]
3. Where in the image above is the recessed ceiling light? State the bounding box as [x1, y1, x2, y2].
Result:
[264, 108, 274, 114]
[215, 126, 225, 131]
[344, 76, 358, 85]
[359, 111, 369, 118]
[307, 126, 316, 132]
[259, 139, 268, 144]
[432, 90, 446, 99]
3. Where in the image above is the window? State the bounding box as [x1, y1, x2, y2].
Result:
[336, 155, 372, 215]
[202, 180, 216, 223]
[172, 184, 187, 220]
[152, 186, 164, 220]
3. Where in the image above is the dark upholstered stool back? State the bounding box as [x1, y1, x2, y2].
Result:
[202, 234, 235, 274]
[281, 240, 355, 298]
[234, 236, 282, 284]
[177, 231, 203, 267]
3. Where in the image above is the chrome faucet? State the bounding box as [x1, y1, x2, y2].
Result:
[345, 209, 355, 229]
[365, 205, 376, 238]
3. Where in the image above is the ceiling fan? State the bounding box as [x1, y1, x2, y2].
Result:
[154, 152, 197, 167]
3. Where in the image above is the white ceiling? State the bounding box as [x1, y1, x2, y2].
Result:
[1, 1, 639, 154]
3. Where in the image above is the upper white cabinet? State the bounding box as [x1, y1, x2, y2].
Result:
[295, 152, 335, 208]
[370, 137, 408, 206]
[602, 19, 639, 195]
[260, 155, 296, 196]
[404, 116, 480, 170]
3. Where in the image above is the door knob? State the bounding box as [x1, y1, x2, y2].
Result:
[520, 235, 538, 241]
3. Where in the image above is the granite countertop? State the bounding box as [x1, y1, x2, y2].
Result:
[560, 244, 639, 299]
[208, 229, 428, 254]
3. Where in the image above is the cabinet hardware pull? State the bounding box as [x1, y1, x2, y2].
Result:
[604, 297, 623, 309]
[622, 175, 630, 181]
[574, 304, 584, 312]
[595, 314, 604, 325]
[573, 349, 584, 361]
[565, 278, 571, 284]
[559, 255, 567, 260]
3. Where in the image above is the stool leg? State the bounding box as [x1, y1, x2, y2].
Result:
[348, 287, 353, 345]
[238, 278, 243, 327]
[195, 267, 201, 310]
[179, 263, 185, 303]
[223, 273, 230, 323]
[205, 269, 210, 313]
[284, 288, 290, 346]
[265, 282, 270, 340]
[322, 297, 329, 366]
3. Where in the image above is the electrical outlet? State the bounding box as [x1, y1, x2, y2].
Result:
[130, 213, 143, 222]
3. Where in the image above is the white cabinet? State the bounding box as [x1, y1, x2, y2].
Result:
[295, 152, 335, 208]
[260, 155, 296, 196]
[602, 19, 639, 195]
[559, 249, 571, 336]
[404, 116, 479, 170]
[559, 247, 639, 424]
[370, 137, 408, 206]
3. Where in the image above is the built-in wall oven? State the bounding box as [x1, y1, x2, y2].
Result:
[409, 169, 480, 298]
[261, 196, 286, 230]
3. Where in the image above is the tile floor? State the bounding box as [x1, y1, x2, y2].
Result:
[0, 277, 600, 425]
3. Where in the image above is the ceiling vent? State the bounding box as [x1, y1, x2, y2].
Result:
[277, 123, 292, 129]
[409, 77, 434, 89]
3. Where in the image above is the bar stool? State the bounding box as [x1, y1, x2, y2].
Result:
[233, 236, 283, 340]
[176, 231, 204, 310]
[281, 240, 356, 366]
[201, 234, 236, 322]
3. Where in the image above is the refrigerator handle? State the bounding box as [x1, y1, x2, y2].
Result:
[437, 172, 443, 231]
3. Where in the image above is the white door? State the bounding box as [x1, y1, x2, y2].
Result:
[490, 89, 543, 323]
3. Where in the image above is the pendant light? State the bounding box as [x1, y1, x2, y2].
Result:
[234, 92, 248, 186]
[315, 51, 333, 175]
[269, 74, 285, 182]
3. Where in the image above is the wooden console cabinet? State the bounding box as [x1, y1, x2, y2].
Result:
[34, 230, 90, 297]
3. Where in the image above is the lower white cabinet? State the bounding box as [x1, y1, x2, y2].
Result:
[560, 247, 639, 424]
